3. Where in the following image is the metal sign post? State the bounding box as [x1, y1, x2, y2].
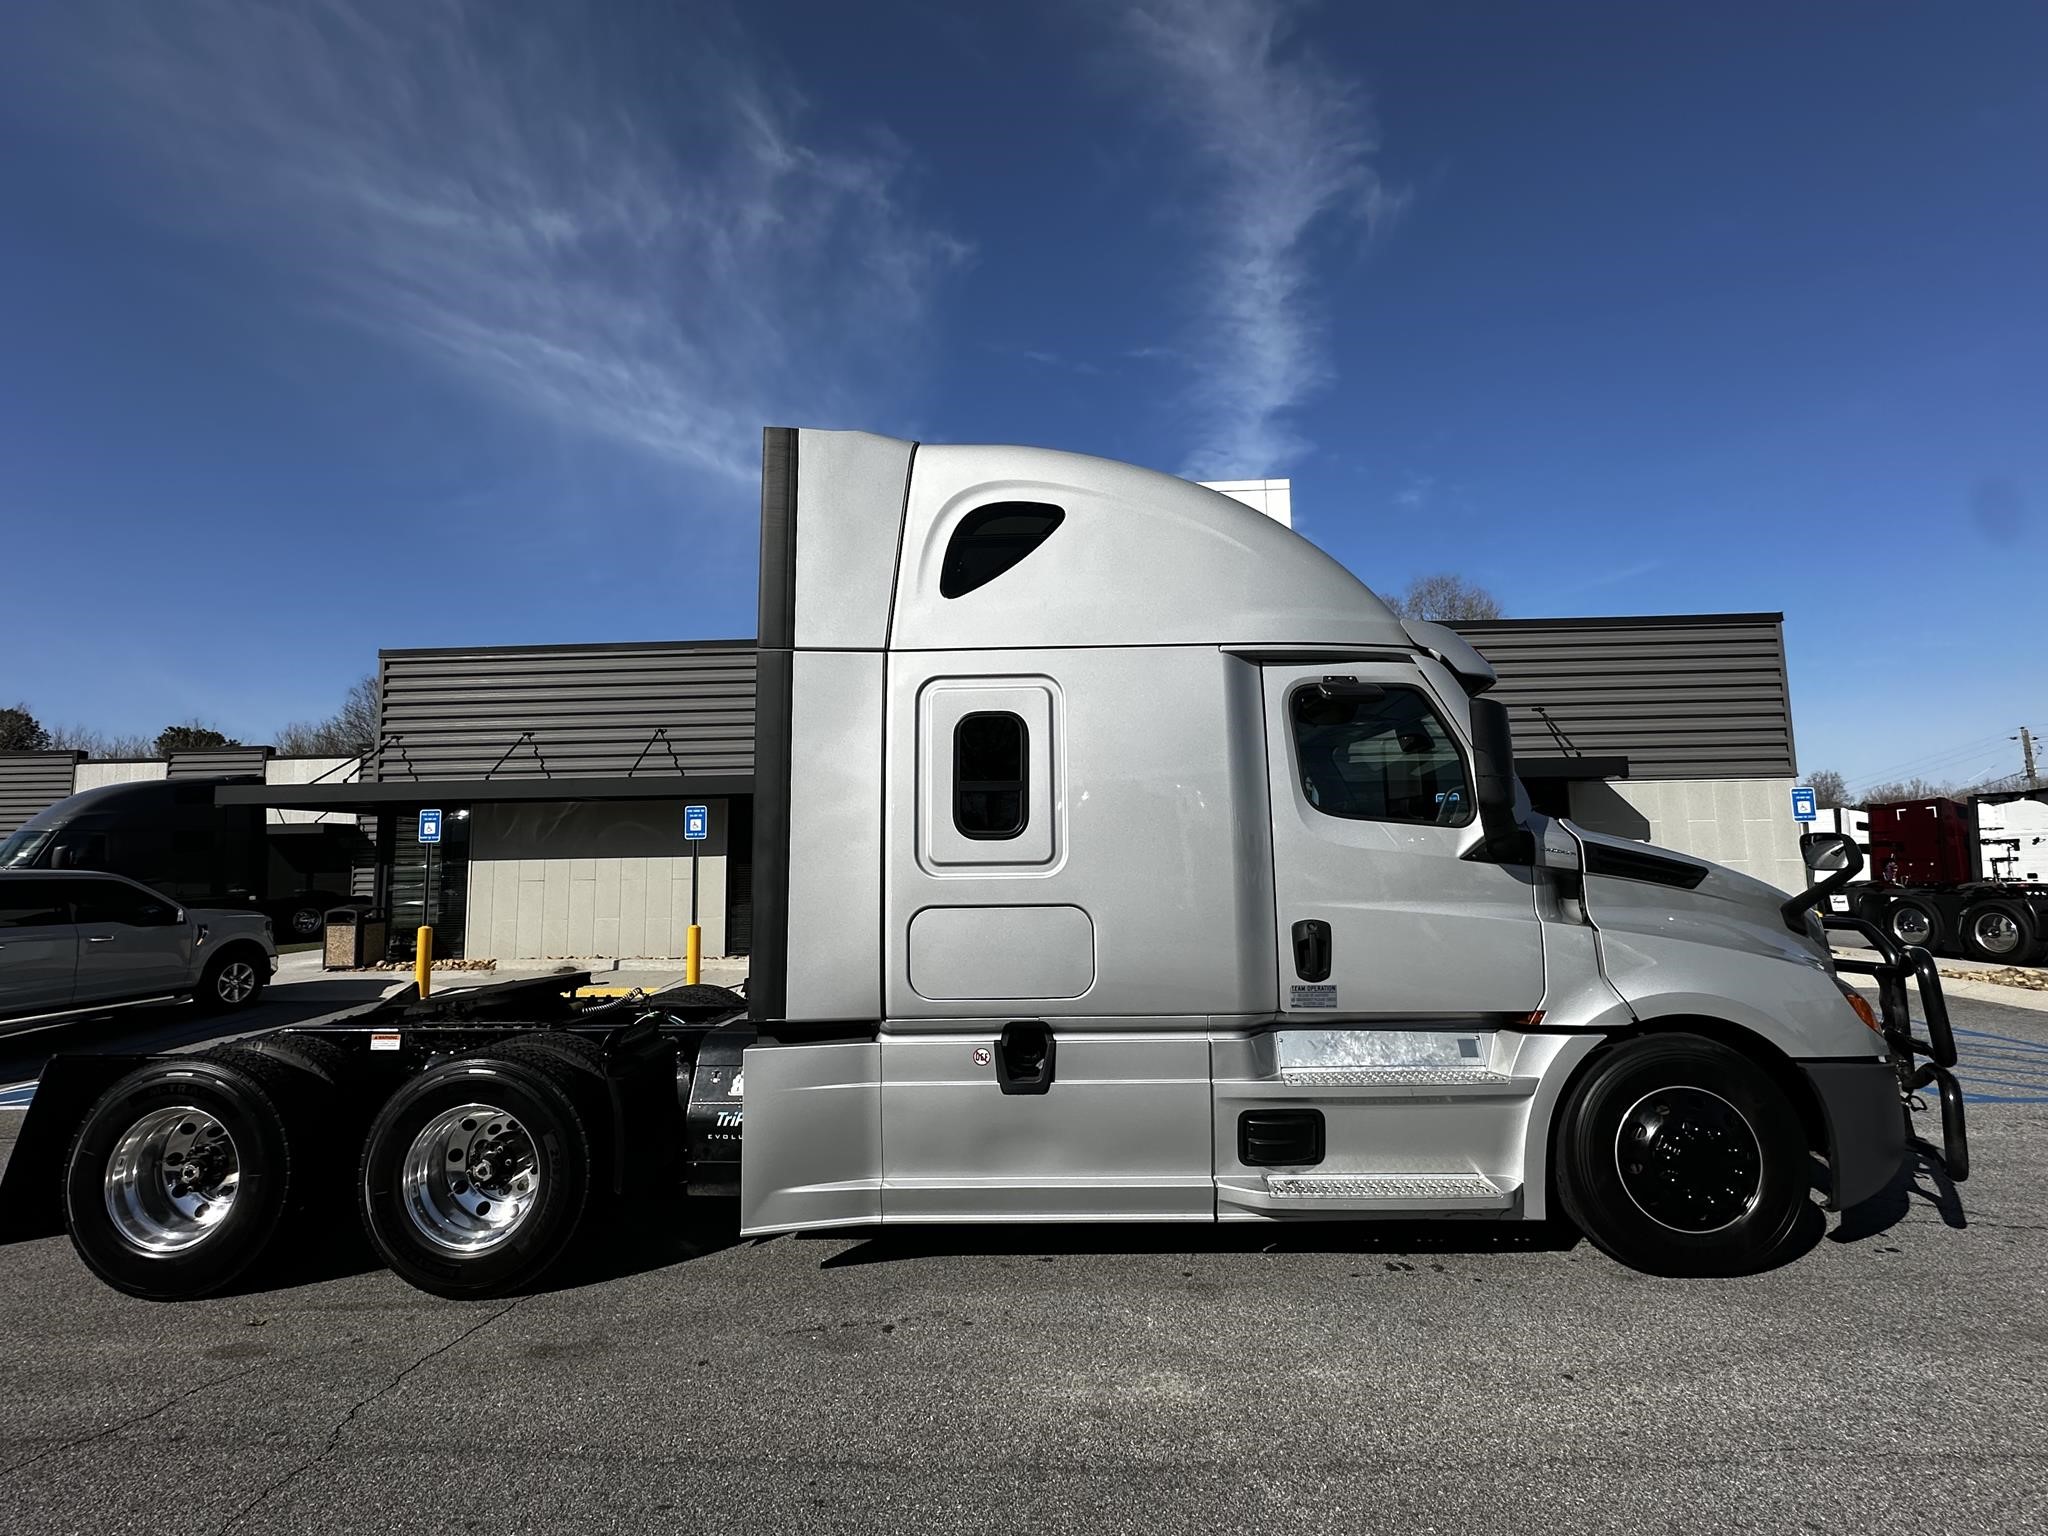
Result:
[683, 804, 708, 985]
[416, 809, 442, 997]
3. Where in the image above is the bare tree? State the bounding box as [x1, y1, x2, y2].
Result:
[1807, 768, 1849, 808]
[274, 676, 378, 757]
[1860, 776, 1957, 806]
[0, 704, 50, 752]
[46, 724, 155, 758]
[1386, 573, 1503, 622]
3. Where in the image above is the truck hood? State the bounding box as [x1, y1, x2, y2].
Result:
[1568, 824, 1830, 966]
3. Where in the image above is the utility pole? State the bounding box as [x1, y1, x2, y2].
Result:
[2019, 726, 2040, 791]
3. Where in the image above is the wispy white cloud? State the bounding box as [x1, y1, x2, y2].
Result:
[28, 0, 967, 483]
[1116, 0, 1401, 479]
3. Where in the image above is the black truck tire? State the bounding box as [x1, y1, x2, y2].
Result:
[1957, 899, 2041, 965]
[63, 1051, 303, 1300]
[358, 1048, 605, 1299]
[1882, 897, 1944, 953]
[198, 946, 267, 1012]
[1555, 1033, 1810, 1278]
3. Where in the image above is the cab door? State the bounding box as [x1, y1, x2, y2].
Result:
[0, 881, 79, 1015]
[1263, 663, 1544, 1016]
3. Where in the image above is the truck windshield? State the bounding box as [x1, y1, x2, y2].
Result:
[0, 825, 56, 868]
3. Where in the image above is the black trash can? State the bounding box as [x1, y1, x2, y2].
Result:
[324, 907, 388, 970]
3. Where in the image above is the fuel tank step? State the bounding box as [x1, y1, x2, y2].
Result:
[1263, 1172, 1515, 1208]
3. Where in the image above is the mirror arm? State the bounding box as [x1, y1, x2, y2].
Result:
[1780, 837, 1864, 936]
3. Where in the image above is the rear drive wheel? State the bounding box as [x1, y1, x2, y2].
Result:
[358, 1049, 604, 1299]
[1884, 897, 1943, 952]
[1556, 1033, 1810, 1278]
[199, 948, 267, 1012]
[1957, 900, 2041, 965]
[64, 1053, 299, 1299]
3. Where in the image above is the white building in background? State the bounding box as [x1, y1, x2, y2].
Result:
[1200, 478, 1293, 527]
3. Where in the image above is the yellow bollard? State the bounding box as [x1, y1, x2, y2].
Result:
[415, 925, 434, 998]
[685, 924, 702, 986]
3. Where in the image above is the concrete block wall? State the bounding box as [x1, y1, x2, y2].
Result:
[465, 799, 730, 961]
[72, 760, 167, 791]
[1569, 777, 1805, 894]
[262, 756, 360, 826]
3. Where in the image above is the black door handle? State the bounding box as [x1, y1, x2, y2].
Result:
[995, 1020, 1056, 1096]
[1291, 920, 1332, 982]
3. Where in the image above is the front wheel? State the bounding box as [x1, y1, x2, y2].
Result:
[1555, 1033, 1812, 1277]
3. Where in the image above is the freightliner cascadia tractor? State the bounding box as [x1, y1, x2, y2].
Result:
[0, 428, 1967, 1300]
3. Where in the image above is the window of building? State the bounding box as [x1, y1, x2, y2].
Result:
[954, 712, 1029, 838]
[940, 503, 1065, 598]
[1290, 684, 1473, 826]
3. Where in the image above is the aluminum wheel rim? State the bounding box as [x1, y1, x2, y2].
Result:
[1971, 911, 2022, 956]
[1614, 1086, 1762, 1234]
[215, 961, 258, 1004]
[401, 1103, 542, 1254]
[104, 1106, 241, 1254]
[1892, 907, 1932, 946]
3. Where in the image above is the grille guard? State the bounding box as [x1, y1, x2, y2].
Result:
[1826, 914, 1969, 1182]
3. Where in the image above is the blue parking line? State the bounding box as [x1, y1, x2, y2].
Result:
[1952, 1027, 2048, 1053]
[0, 1081, 36, 1110]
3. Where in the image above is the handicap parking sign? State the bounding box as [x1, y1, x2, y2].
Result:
[418, 808, 443, 844]
[1790, 787, 1817, 823]
[684, 804, 708, 841]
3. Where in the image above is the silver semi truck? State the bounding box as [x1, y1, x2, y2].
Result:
[0, 428, 1967, 1300]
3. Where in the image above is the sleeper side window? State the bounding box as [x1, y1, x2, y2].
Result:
[1290, 683, 1473, 826]
[940, 503, 1065, 598]
[954, 712, 1029, 839]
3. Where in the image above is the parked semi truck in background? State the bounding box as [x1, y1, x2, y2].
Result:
[1808, 791, 2048, 965]
[0, 778, 359, 940]
[0, 428, 1968, 1302]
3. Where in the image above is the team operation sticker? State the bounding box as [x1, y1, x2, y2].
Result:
[1289, 984, 1338, 1010]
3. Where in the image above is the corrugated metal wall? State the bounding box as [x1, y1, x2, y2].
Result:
[167, 747, 271, 779]
[1451, 614, 1794, 779]
[373, 641, 755, 783]
[0, 752, 82, 836]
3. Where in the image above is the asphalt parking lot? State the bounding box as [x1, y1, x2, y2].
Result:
[1, 990, 2044, 1535]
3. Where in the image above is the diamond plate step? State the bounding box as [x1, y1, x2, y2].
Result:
[1264, 1172, 1513, 1206]
[1279, 1067, 1514, 1087]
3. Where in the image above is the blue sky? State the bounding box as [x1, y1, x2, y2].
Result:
[1, 1, 2042, 793]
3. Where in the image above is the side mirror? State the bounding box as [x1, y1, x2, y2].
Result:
[1801, 832, 1857, 874]
[1466, 698, 1525, 857]
[50, 845, 75, 870]
[1781, 831, 1864, 935]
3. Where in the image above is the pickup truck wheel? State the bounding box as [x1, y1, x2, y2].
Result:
[1957, 900, 2040, 965]
[200, 948, 267, 1012]
[63, 1053, 299, 1300]
[359, 1049, 600, 1299]
[1556, 1033, 1809, 1278]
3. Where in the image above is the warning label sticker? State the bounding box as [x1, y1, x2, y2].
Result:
[1289, 984, 1338, 1011]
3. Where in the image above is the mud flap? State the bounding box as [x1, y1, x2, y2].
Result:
[0, 1055, 150, 1243]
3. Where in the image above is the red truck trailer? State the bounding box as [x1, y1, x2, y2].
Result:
[1821, 791, 2048, 964]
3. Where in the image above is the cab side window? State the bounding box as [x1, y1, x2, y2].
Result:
[1290, 684, 1473, 826]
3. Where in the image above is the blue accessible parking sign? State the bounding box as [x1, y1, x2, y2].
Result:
[1790, 787, 1817, 823]
[684, 804, 708, 841]
[418, 808, 443, 844]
